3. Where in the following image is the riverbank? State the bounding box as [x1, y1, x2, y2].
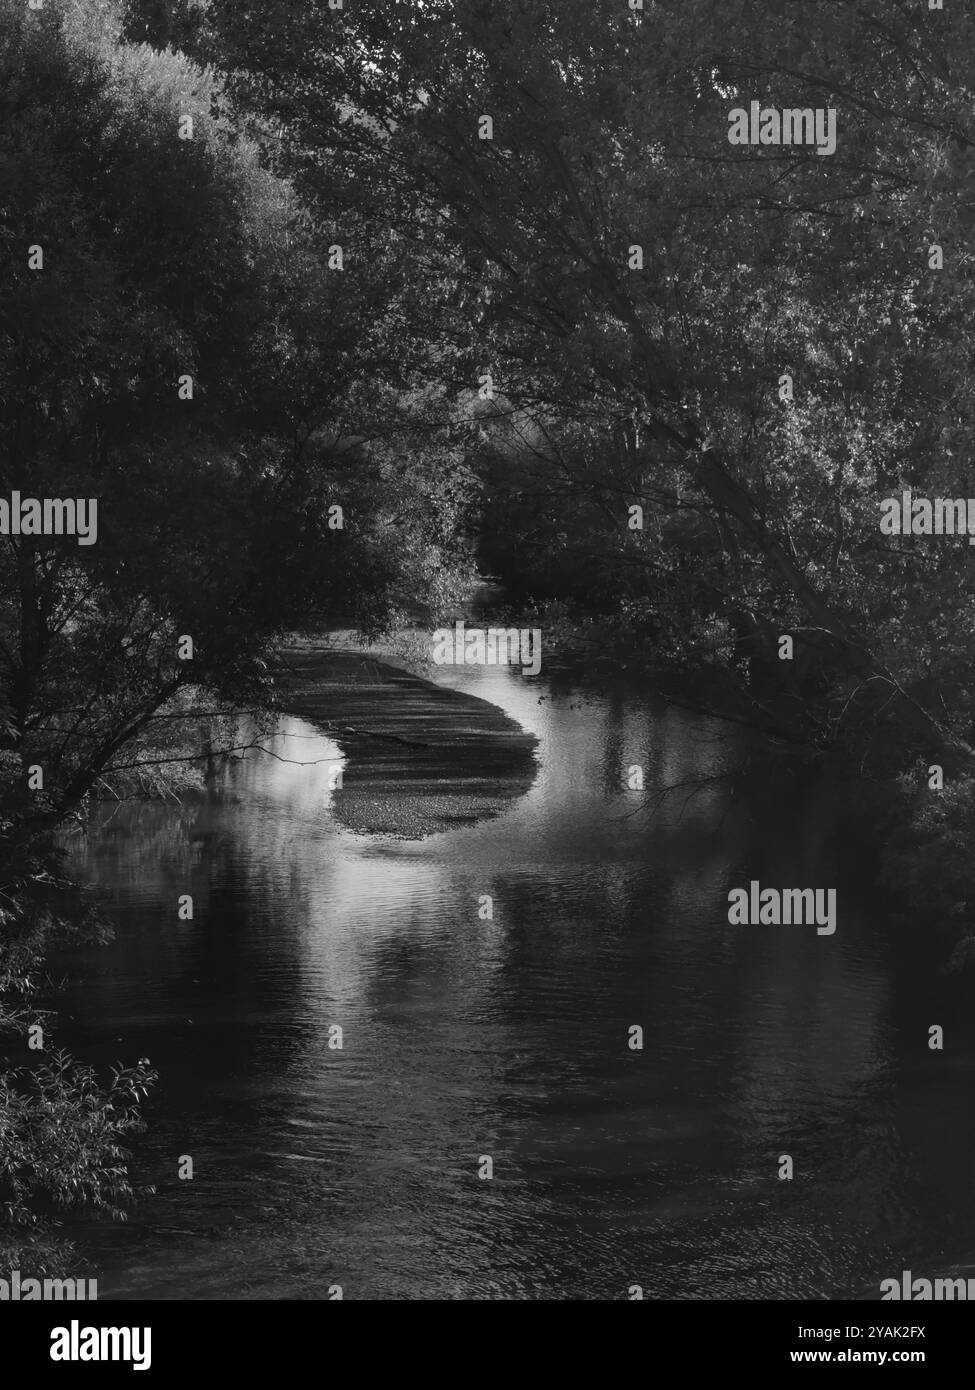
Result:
[270, 636, 539, 838]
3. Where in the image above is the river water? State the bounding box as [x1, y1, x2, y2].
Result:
[59, 661, 975, 1300]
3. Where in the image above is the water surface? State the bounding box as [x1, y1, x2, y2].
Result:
[60, 662, 975, 1299]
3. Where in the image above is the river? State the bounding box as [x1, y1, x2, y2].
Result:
[58, 657, 975, 1300]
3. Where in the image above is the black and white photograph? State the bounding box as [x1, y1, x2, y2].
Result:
[1, 0, 973, 1356]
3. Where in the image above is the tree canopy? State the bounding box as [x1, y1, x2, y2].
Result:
[195, 0, 975, 765]
[0, 0, 476, 830]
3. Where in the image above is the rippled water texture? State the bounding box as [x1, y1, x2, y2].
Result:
[59, 662, 975, 1299]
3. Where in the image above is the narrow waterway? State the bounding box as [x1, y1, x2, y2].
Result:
[58, 658, 975, 1300]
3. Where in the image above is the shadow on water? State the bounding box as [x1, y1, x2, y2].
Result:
[54, 660, 975, 1300]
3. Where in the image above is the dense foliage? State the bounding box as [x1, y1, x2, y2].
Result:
[6, 0, 975, 1267]
[196, 0, 975, 767]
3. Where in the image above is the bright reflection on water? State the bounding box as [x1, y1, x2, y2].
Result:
[59, 663, 975, 1300]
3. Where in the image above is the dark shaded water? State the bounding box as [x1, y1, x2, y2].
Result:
[59, 663, 975, 1300]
